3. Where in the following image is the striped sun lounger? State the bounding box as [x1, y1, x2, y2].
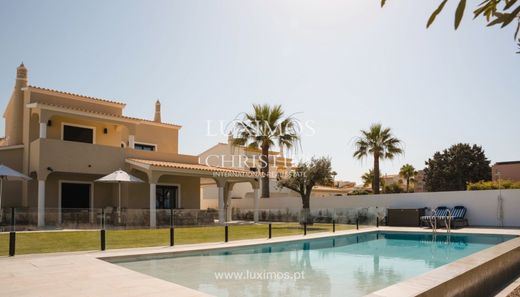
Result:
[420, 206, 448, 227]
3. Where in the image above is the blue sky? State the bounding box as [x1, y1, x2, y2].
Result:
[0, 0, 519, 183]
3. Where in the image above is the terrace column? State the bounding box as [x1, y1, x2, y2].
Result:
[39, 122, 47, 139]
[253, 187, 260, 223]
[128, 135, 135, 149]
[37, 179, 46, 227]
[149, 183, 156, 228]
[218, 185, 225, 224]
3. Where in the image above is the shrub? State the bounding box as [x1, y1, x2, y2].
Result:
[384, 183, 403, 193]
[467, 180, 520, 191]
[348, 189, 370, 195]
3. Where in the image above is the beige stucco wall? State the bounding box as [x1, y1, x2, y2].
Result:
[44, 172, 114, 209]
[134, 124, 178, 154]
[117, 173, 201, 209]
[46, 115, 124, 147]
[158, 175, 201, 209]
[30, 138, 126, 180]
[0, 147, 24, 207]
[4, 75, 26, 146]
[231, 189, 520, 227]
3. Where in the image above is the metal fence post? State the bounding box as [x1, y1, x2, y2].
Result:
[100, 209, 106, 251]
[170, 208, 174, 247]
[268, 223, 272, 239]
[356, 218, 359, 230]
[9, 208, 15, 257]
[225, 224, 229, 242]
[332, 219, 336, 233]
[9, 231, 15, 256]
[376, 217, 379, 228]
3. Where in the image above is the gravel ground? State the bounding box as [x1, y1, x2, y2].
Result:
[508, 286, 520, 297]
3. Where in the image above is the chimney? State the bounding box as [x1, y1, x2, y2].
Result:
[154, 100, 161, 123]
[5, 63, 28, 145]
[16, 62, 28, 89]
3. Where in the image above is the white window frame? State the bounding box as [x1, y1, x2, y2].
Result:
[58, 180, 95, 223]
[134, 141, 158, 151]
[156, 183, 181, 209]
[61, 122, 97, 144]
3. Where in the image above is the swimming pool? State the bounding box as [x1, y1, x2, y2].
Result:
[113, 231, 515, 297]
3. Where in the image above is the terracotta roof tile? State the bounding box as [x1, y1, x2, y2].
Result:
[32, 101, 181, 128]
[29, 85, 125, 106]
[127, 158, 261, 177]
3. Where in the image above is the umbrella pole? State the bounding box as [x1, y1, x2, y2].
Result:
[118, 182, 121, 224]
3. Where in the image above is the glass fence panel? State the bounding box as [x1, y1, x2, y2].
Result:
[174, 209, 224, 245]
[1, 207, 387, 255]
[0, 208, 14, 232]
[15, 230, 100, 255]
[228, 223, 270, 241]
[106, 228, 169, 249]
[307, 209, 334, 234]
[13, 208, 38, 231]
[271, 222, 303, 237]
[0, 233, 7, 256]
[106, 209, 166, 249]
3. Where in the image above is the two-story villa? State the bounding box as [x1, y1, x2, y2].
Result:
[199, 135, 294, 207]
[0, 64, 259, 227]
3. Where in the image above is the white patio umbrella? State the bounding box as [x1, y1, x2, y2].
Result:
[95, 170, 144, 223]
[0, 164, 31, 219]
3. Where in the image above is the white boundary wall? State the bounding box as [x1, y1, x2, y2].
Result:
[230, 189, 520, 227]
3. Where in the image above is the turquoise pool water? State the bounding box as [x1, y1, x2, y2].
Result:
[114, 232, 514, 297]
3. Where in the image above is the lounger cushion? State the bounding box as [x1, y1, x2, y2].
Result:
[451, 206, 466, 219]
[435, 207, 449, 217]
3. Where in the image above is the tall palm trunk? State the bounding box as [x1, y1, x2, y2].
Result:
[406, 177, 410, 193]
[373, 153, 380, 194]
[260, 145, 270, 198]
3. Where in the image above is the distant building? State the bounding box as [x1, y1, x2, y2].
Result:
[199, 135, 294, 208]
[335, 180, 356, 189]
[381, 174, 403, 188]
[492, 161, 520, 181]
[414, 170, 426, 192]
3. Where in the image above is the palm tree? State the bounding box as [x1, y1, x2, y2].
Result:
[399, 164, 417, 193]
[233, 104, 299, 198]
[361, 170, 374, 188]
[353, 123, 403, 194]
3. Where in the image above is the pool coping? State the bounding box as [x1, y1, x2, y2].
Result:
[1, 227, 520, 297]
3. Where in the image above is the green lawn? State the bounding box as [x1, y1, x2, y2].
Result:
[0, 223, 356, 256]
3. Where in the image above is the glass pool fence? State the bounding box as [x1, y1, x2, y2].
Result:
[0, 207, 386, 256]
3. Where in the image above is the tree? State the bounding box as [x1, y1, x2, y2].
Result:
[399, 164, 417, 193]
[361, 170, 375, 188]
[381, 0, 520, 52]
[278, 157, 334, 222]
[233, 104, 299, 198]
[423, 143, 491, 192]
[353, 123, 403, 194]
